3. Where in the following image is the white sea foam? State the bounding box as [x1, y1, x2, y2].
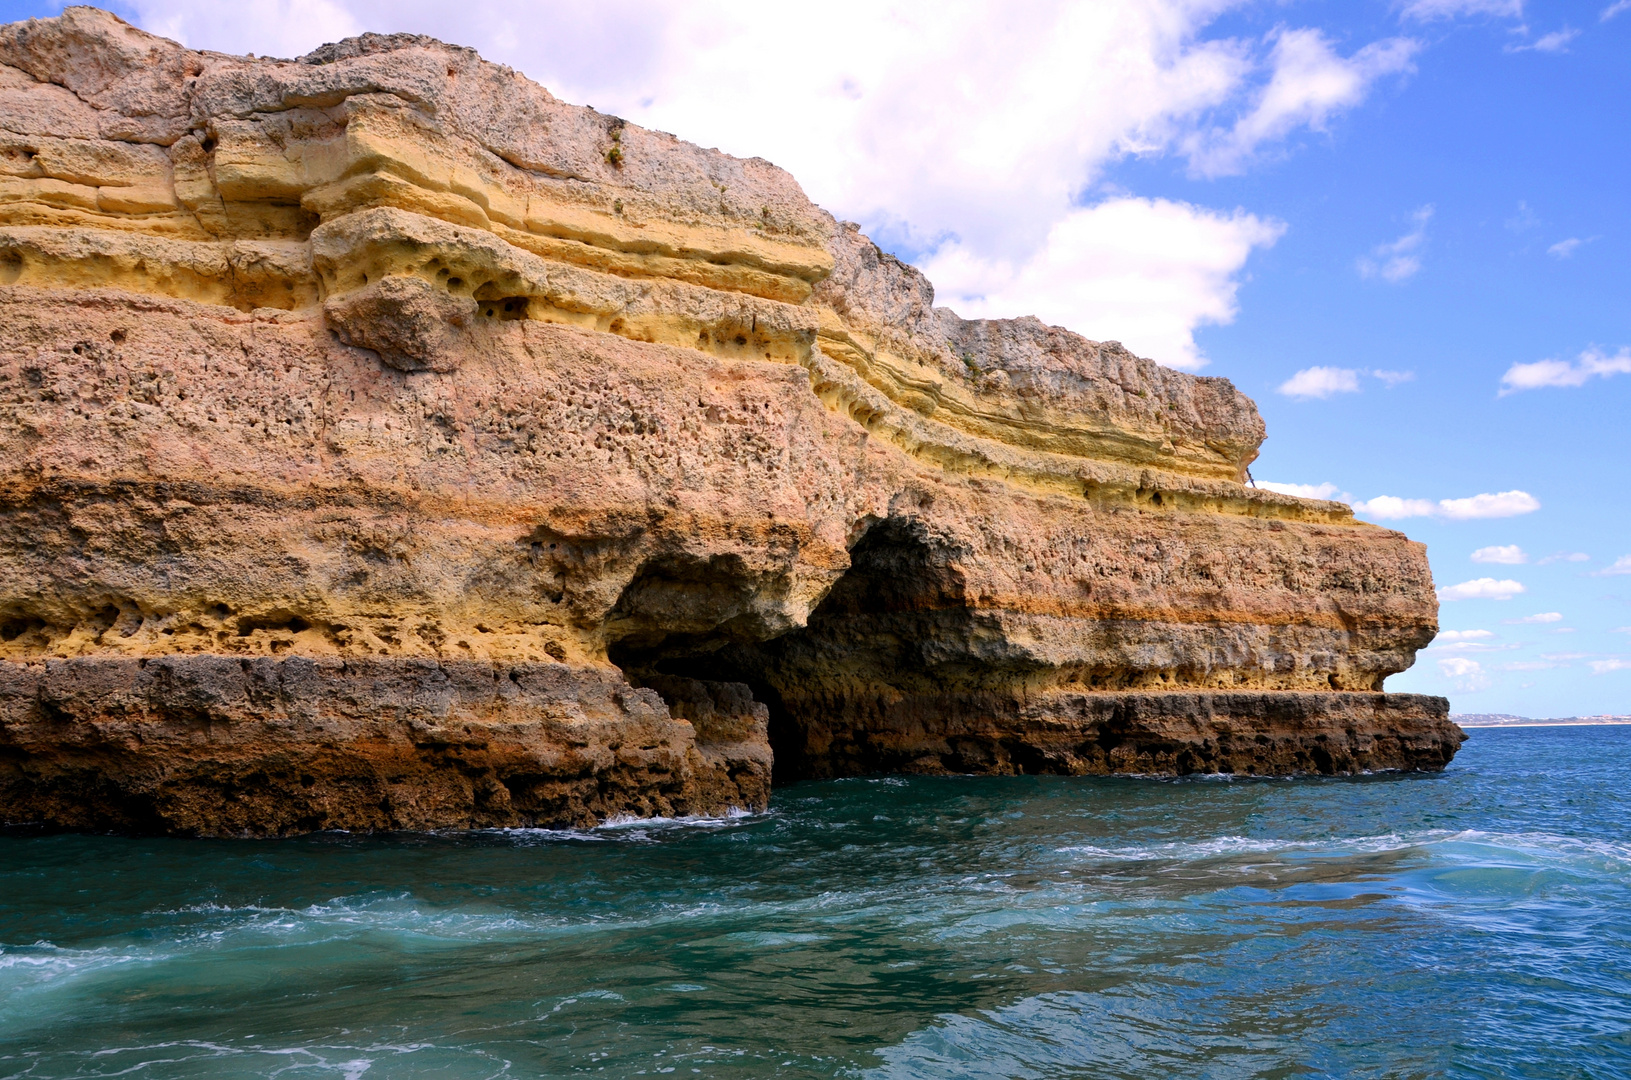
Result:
[479, 805, 765, 844]
[37, 1040, 465, 1079]
[0, 942, 148, 1000]
[1054, 831, 1447, 862]
[1055, 827, 1631, 870]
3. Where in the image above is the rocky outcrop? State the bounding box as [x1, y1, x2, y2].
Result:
[0, 9, 1459, 835]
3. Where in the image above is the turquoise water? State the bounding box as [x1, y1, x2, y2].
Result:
[2, 727, 1628, 1079]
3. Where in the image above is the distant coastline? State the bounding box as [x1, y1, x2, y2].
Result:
[1454, 713, 1631, 728]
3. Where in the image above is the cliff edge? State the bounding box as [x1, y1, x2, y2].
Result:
[0, 8, 1461, 835]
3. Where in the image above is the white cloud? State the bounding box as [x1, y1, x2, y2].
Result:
[1354, 495, 1441, 519]
[1606, 0, 1631, 20]
[1537, 551, 1590, 565]
[1438, 491, 1542, 519]
[1498, 660, 1561, 671]
[1256, 481, 1345, 500]
[1500, 347, 1631, 393]
[1352, 490, 1540, 520]
[1358, 205, 1433, 282]
[1471, 545, 1527, 564]
[1614, 626, 1631, 634]
[1401, 0, 1523, 20]
[1438, 577, 1526, 601]
[1184, 29, 1419, 177]
[1547, 237, 1594, 258]
[1437, 656, 1490, 691]
[921, 198, 1283, 371]
[1589, 659, 1630, 674]
[121, 1, 1426, 372]
[1275, 367, 1416, 399]
[1277, 366, 1361, 399]
[1591, 555, 1631, 577]
[1508, 27, 1580, 52]
[1433, 629, 1495, 642]
[1428, 628, 1518, 653]
[135, 0, 364, 58]
[1503, 612, 1562, 624]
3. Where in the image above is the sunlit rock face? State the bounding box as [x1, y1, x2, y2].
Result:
[0, 8, 1460, 836]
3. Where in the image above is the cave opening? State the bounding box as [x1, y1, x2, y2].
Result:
[604, 518, 971, 784]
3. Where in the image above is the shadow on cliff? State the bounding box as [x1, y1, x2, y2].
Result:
[606, 517, 994, 785]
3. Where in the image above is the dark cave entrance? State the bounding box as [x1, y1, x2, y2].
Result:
[605, 518, 970, 783]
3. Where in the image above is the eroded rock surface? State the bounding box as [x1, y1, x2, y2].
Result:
[0, 9, 1459, 835]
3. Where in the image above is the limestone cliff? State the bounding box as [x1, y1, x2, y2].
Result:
[0, 9, 1461, 835]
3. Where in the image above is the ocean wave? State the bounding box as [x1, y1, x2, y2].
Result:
[1054, 828, 1631, 870]
[1054, 831, 1450, 862]
[4, 1039, 484, 1080]
[477, 805, 766, 844]
[1428, 829, 1631, 867]
[0, 942, 148, 1006]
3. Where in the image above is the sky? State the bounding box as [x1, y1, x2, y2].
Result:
[3, 0, 1627, 718]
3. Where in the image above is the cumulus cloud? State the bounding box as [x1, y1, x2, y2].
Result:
[1351, 490, 1540, 520]
[1256, 481, 1347, 500]
[1471, 545, 1527, 564]
[1358, 205, 1433, 282]
[1277, 366, 1361, 399]
[1275, 367, 1415, 399]
[921, 198, 1283, 371]
[1438, 578, 1526, 602]
[1440, 491, 1542, 519]
[1591, 555, 1631, 577]
[121, 0, 1427, 372]
[1252, 481, 1532, 523]
[1432, 629, 1495, 642]
[1400, 0, 1523, 19]
[1503, 612, 1562, 624]
[1353, 495, 1440, 519]
[134, 0, 365, 58]
[1183, 29, 1418, 178]
[1437, 656, 1490, 691]
[1500, 347, 1631, 393]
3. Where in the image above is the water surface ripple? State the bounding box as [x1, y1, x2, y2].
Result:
[2, 727, 1627, 1078]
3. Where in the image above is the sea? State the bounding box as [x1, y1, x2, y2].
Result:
[2, 725, 1627, 1079]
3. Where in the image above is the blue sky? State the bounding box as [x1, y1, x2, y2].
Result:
[1170, 2, 1631, 716]
[3, 1, 1626, 717]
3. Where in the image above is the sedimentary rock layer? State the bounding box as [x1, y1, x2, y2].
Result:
[0, 9, 1457, 835]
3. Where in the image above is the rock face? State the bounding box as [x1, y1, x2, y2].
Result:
[0, 9, 1460, 835]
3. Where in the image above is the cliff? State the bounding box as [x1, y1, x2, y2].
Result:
[0, 8, 1461, 835]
